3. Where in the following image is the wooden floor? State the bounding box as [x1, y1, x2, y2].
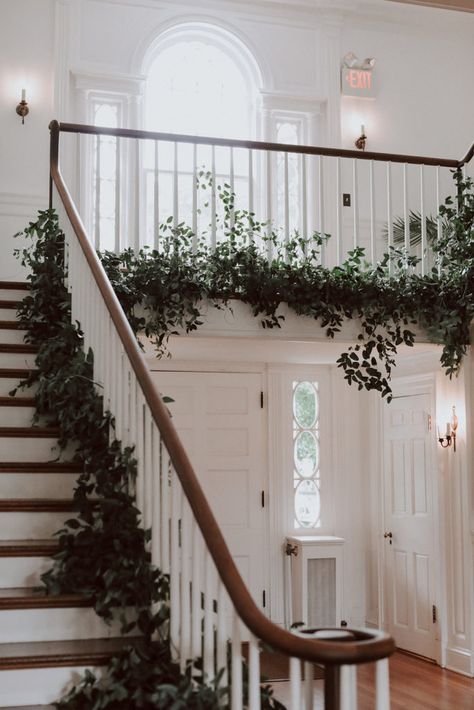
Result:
[271, 651, 474, 709]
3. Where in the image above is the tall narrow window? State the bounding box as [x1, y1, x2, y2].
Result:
[293, 380, 320, 529]
[92, 102, 120, 251]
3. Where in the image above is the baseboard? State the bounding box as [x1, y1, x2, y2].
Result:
[445, 646, 473, 676]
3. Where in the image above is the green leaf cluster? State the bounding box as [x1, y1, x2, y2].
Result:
[100, 169, 474, 402]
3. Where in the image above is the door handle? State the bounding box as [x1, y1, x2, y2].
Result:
[384, 531, 393, 545]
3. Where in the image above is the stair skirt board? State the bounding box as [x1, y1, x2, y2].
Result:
[0, 666, 102, 707]
[0, 557, 54, 588]
[0, 512, 75, 539]
[0, 472, 76, 499]
[0, 608, 124, 644]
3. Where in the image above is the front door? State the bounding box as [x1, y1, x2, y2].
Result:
[383, 392, 437, 659]
[150, 370, 268, 611]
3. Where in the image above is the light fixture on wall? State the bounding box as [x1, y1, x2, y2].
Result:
[438, 406, 458, 452]
[355, 124, 367, 151]
[16, 89, 29, 124]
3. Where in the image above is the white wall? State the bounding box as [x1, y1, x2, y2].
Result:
[0, 0, 55, 280]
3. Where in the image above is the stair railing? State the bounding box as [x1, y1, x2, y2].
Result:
[50, 119, 397, 710]
[56, 120, 473, 276]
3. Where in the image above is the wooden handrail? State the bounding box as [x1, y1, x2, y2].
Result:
[49, 119, 395, 666]
[56, 120, 474, 169]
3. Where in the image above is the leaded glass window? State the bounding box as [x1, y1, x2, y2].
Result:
[293, 380, 320, 529]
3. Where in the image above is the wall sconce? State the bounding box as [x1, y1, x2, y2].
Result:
[355, 124, 367, 151]
[438, 406, 458, 452]
[16, 89, 29, 125]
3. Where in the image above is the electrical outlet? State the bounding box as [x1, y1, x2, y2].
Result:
[343, 193, 351, 207]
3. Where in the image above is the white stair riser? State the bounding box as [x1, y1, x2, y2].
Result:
[0, 556, 52, 587]
[0, 379, 37, 397]
[0, 607, 123, 643]
[0, 289, 28, 301]
[0, 330, 27, 345]
[0, 473, 76, 499]
[0, 353, 37, 369]
[0, 309, 20, 320]
[0, 512, 72, 540]
[0, 438, 59, 461]
[0, 665, 101, 706]
[0, 406, 36, 427]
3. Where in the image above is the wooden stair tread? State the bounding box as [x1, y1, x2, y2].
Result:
[0, 499, 76, 512]
[0, 539, 59, 556]
[0, 588, 92, 610]
[0, 396, 36, 407]
[0, 281, 30, 290]
[0, 637, 141, 671]
[0, 344, 38, 354]
[0, 426, 60, 438]
[0, 368, 37, 378]
[0, 321, 26, 329]
[0, 301, 21, 310]
[0, 461, 81, 473]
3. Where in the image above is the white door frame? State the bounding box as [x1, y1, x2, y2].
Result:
[377, 373, 445, 664]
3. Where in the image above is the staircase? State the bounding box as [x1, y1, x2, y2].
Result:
[0, 282, 133, 708]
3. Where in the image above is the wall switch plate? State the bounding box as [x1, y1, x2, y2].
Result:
[343, 193, 351, 207]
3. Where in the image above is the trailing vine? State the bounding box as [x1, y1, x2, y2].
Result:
[13, 210, 284, 709]
[100, 169, 474, 402]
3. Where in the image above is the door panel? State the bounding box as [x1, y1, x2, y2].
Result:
[151, 371, 267, 611]
[384, 393, 436, 659]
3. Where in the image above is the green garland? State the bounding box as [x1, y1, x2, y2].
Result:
[100, 169, 474, 402]
[13, 211, 283, 709]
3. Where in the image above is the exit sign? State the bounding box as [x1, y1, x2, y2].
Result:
[341, 68, 376, 97]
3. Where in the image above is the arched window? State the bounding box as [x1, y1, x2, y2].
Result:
[145, 24, 261, 139]
[142, 24, 262, 245]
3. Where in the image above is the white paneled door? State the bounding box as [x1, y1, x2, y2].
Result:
[383, 393, 437, 660]
[150, 371, 268, 611]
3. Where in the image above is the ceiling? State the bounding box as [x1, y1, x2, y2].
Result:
[387, 0, 474, 12]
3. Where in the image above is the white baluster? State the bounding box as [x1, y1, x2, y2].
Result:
[143, 408, 153, 530]
[290, 656, 302, 709]
[375, 658, 390, 710]
[436, 166, 441, 276]
[266, 150, 273, 262]
[284, 151, 290, 248]
[403, 163, 409, 254]
[318, 155, 325, 266]
[304, 661, 314, 710]
[211, 145, 217, 250]
[248, 635, 261, 710]
[336, 157, 342, 264]
[161, 445, 171, 575]
[134, 139, 140, 251]
[191, 519, 203, 660]
[248, 149, 254, 220]
[420, 164, 426, 276]
[352, 159, 359, 250]
[94, 134, 101, 250]
[301, 154, 308, 243]
[340, 665, 357, 710]
[216, 580, 228, 687]
[369, 160, 375, 264]
[180, 496, 192, 667]
[154, 140, 160, 251]
[231, 611, 243, 710]
[386, 162, 393, 274]
[203, 551, 215, 682]
[135, 391, 145, 519]
[229, 146, 235, 233]
[192, 143, 198, 253]
[151, 424, 162, 571]
[173, 142, 179, 232]
[114, 136, 120, 254]
[170, 468, 182, 661]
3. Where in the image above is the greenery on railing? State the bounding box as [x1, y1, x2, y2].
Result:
[100, 169, 474, 402]
[13, 211, 284, 709]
